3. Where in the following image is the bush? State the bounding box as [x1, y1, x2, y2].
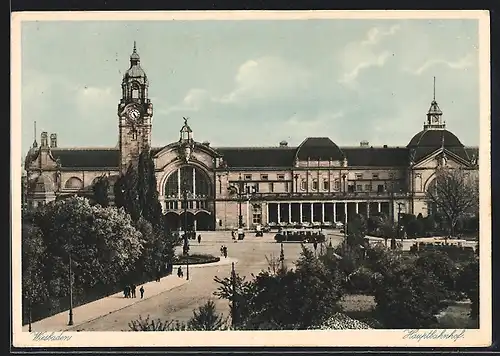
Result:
[187, 300, 229, 331]
[347, 266, 374, 294]
[128, 315, 188, 331]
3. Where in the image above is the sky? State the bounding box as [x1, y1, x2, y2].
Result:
[20, 18, 480, 159]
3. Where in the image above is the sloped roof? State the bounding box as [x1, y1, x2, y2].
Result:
[295, 137, 345, 161]
[342, 147, 409, 167]
[215, 147, 296, 168]
[50, 149, 120, 168]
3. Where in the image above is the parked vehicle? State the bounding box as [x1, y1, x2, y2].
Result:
[274, 228, 326, 243]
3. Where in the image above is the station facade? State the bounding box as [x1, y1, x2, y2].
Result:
[24, 45, 479, 231]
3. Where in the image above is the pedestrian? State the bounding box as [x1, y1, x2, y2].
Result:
[131, 284, 137, 298]
[223, 246, 228, 258]
[123, 286, 127, 298]
[231, 230, 235, 239]
[140, 286, 145, 299]
[198, 234, 201, 244]
[177, 266, 183, 278]
[124, 285, 130, 298]
[220, 245, 224, 256]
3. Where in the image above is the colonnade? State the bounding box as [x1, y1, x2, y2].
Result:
[266, 201, 391, 225]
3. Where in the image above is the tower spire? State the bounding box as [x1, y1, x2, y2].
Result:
[133, 40, 136, 52]
[424, 76, 445, 131]
[32, 121, 38, 148]
[433, 76, 436, 101]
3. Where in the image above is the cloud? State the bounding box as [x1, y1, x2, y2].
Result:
[408, 53, 476, 75]
[217, 56, 311, 104]
[75, 86, 115, 113]
[338, 25, 400, 86]
[156, 88, 209, 116]
[284, 111, 345, 135]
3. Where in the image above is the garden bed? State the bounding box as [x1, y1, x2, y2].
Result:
[174, 253, 220, 265]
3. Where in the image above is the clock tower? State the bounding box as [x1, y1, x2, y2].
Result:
[118, 42, 153, 173]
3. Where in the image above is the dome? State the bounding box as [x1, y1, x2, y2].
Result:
[295, 137, 345, 161]
[407, 129, 463, 148]
[407, 129, 470, 162]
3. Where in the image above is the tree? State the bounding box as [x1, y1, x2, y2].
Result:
[33, 197, 144, 298]
[426, 167, 479, 237]
[137, 151, 164, 228]
[373, 260, 448, 329]
[114, 164, 141, 222]
[22, 219, 48, 329]
[187, 300, 229, 331]
[457, 257, 479, 321]
[92, 176, 110, 207]
[214, 245, 344, 330]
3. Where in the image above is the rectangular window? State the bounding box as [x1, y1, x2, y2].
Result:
[253, 214, 262, 224]
[253, 184, 259, 193]
[356, 184, 363, 191]
[277, 174, 285, 180]
[323, 180, 329, 190]
[389, 172, 395, 179]
[355, 173, 363, 180]
[334, 179, 340, 190]
[261, 174, 269, 180]
[364, 184, 371, 191]
[377, 184, 384, 193]
[372, 173, 379, 179]
[269, 182, 274, 192]
[301, 179, 307, 191]
[312, 180, 318, 190]
[348, 185, 355, 193]
[244, 174, 252, 180]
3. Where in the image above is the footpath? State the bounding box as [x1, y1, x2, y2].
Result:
[23, 257, 237, 332]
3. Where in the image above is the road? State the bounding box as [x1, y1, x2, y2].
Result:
[70, 230, 345, 331]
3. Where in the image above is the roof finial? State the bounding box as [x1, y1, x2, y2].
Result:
[133, 40, 137, 53]
[32, 121, 38, 148]
[433, 76, 436, 101]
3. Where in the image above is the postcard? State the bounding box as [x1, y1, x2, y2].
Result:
[11, 10, 491, 348]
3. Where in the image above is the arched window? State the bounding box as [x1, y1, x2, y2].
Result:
[300, 179, 307, 191]
[65, 177, 84, 189]
[131, 83, 140, 99]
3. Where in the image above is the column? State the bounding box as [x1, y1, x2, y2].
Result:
[344, 202, 348, 224]
[333, 202, 336, 222]
[310, 202, 313, 222]
[177, 168, 181, 199]
[355, 202, 359, 214]
[288, 203, 292, 223]
[378, 202, 381, 213]
[246, 201, 250, 229]
[277, 203, 281, 223]
[299, 203, 303, 223]
[367, 202, 370, 218]
[321, 203, 325, 223]
[194, 220, 197, 231]
[192, 167, 196, 197]
[266, 203, 269, 224]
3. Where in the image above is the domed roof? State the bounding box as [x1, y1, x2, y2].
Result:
[407, 129, 463, 148]
[295, 137, 345, 161]
[407, 129, 470, 163]
[123, 42, 148, 83]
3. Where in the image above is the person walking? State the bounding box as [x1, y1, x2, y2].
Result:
[223, 246, 228, 258]
[124, 285, 130, 298]
[177, 266, 183, 278]
[197, 234, 201, 244]
[131, 284, 137, 298]
[139, 286, 145, 299]
[220, 245, 224, 256]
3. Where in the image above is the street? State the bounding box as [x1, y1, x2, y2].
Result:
[66, 230, 345, 331]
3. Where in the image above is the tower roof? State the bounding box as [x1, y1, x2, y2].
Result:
[123, 42, 148, 83]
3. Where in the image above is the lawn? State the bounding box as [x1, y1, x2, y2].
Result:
[340, 294, 476, 329]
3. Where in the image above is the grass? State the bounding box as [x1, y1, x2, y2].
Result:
[174, 253, 220, 265]
[340, 294, 383, 329]
[436, 301, 477, 329]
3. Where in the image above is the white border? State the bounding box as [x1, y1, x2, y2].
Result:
[11, 10, 492, 348]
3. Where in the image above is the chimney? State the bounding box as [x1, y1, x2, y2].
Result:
[360, 140, 369, 147]
[41, 132, 48, 147]
[50, 133, 58, 148]
[279, 140, 288, 147]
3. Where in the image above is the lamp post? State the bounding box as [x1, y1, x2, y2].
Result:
[397, 202, 405, 243]
[182, 178, 190, 281]
[68, 233, 74, 326]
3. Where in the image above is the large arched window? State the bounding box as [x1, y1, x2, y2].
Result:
[164, 166, 211, 198]
[131, 82, 140, 99]
[65, 177, 84, 189]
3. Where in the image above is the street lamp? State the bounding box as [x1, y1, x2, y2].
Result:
[397, 202, 405, 243]
[68, 234, 74, 326]
[182, 178, 190, 281]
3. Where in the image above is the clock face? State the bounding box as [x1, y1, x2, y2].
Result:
[128, 108, 141, 121]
